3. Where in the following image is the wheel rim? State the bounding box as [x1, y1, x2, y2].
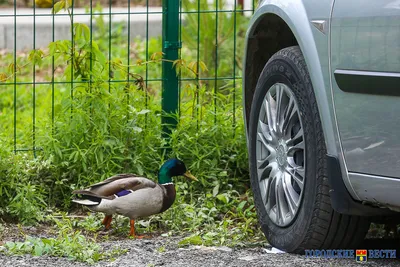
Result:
[256, 83, 306, 227]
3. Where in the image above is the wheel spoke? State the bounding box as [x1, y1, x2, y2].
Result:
[257, 132, 275, 153]
[270, 92, 280, 132]
[275, 174, 286, 225]
[265, 171, 278, 211]
[258, 120, 273, 143]
[282, 172, 299, 215]
[285, 165, 304, 190]
[257, 154, 275, 180]
[286, 128, 304, 147]
[275, 85, 284, 132]
[274, 175, 281, 224]
[287, 140, 305, 155]
[260, 178, 269, 208]
[264, 96, 275, 133]
[282, 98, 299, 137]
[281, 98, 294, 132]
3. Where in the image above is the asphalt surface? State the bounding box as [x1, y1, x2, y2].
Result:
[1, 236, 400, 267]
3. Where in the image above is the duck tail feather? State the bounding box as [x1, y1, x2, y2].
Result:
[72, 189, 114, 200]
[72, 189, 94, 195]
[72, 199, 100, 206]
[72, 190, 113, 206]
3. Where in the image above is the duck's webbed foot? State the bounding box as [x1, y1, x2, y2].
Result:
[129, 219, 151, 239]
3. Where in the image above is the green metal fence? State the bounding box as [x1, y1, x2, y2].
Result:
[0, 0, 256, 155]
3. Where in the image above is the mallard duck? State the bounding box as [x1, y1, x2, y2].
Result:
[71, 158, 197, 238]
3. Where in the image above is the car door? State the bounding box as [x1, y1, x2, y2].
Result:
[330, 0, 400, 178]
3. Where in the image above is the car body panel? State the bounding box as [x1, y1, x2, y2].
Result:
[349, 172, 400, 211]
[330, 0, 400, 178]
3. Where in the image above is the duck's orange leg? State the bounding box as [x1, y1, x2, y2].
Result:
[105, 216, 112, 230]
[129, 219, 136, 237]
[102, 215, 110, 225]
[129, 219, 150, 239]
[102, 215, 112, 230]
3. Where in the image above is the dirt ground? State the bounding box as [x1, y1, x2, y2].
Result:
[1, 224, 400, 267]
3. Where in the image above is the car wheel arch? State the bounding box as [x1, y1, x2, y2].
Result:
[243, 7, 338, 158]
[243, 13, 297, 132]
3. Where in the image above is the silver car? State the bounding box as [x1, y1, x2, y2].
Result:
[243, 0, 400, 252]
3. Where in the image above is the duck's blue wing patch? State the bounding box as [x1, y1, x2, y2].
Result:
[115, 189, 133, 197]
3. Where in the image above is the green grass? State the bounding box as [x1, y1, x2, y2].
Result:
[0, 214, 128, 264]
[0, 0, 264, 262]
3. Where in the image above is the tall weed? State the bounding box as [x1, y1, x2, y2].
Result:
[0, 0, 258, 245]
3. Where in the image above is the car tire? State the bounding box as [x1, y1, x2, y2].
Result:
[248, 46, 371, 253]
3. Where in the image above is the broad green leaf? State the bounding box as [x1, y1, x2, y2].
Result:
[92, 42, 106, 65]
[65, 0, 72, 9]
[199, 60, 208, 72]
[137, 109, 150, 115]
[132, 126, 142, 133]
[48, 42, 57, 56]
[52, 0, 65, 14]
[28, 49, 44, 66]
[178, 235, 203, 246]
[73, 23, 90, 43]
[237, 201, 246, 211]
[136, 165, 143, 175]
[81, 24, 90, 42]
[42, 238, 52, 246]
[64, 64, 72, 80]
[34, 245, 43, 256]
[5, 241, 16, 250]
[8, 63, 15, 74]
[216, 194, 229, 204]
[0, 73, 8, 82]
[187, 61, 197, 74]
[75, 25, 82, 40]
[150, 51, 163, 61]
[212, 184, 219, 197]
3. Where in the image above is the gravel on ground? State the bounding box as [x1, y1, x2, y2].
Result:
[1, 235, 400, 267]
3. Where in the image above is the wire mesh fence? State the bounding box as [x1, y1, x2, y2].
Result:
[0, 0, 256, 156]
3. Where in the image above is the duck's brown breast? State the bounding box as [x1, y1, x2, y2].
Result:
[159, 183, 176, 213]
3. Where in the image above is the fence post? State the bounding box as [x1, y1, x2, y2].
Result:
[161, 0, 181, 139]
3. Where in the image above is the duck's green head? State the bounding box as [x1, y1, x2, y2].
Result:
[158, 158, 198, 185]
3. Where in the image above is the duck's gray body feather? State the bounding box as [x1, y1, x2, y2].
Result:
[89, 185, 165, 219]
[72, 174, 174, 219]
